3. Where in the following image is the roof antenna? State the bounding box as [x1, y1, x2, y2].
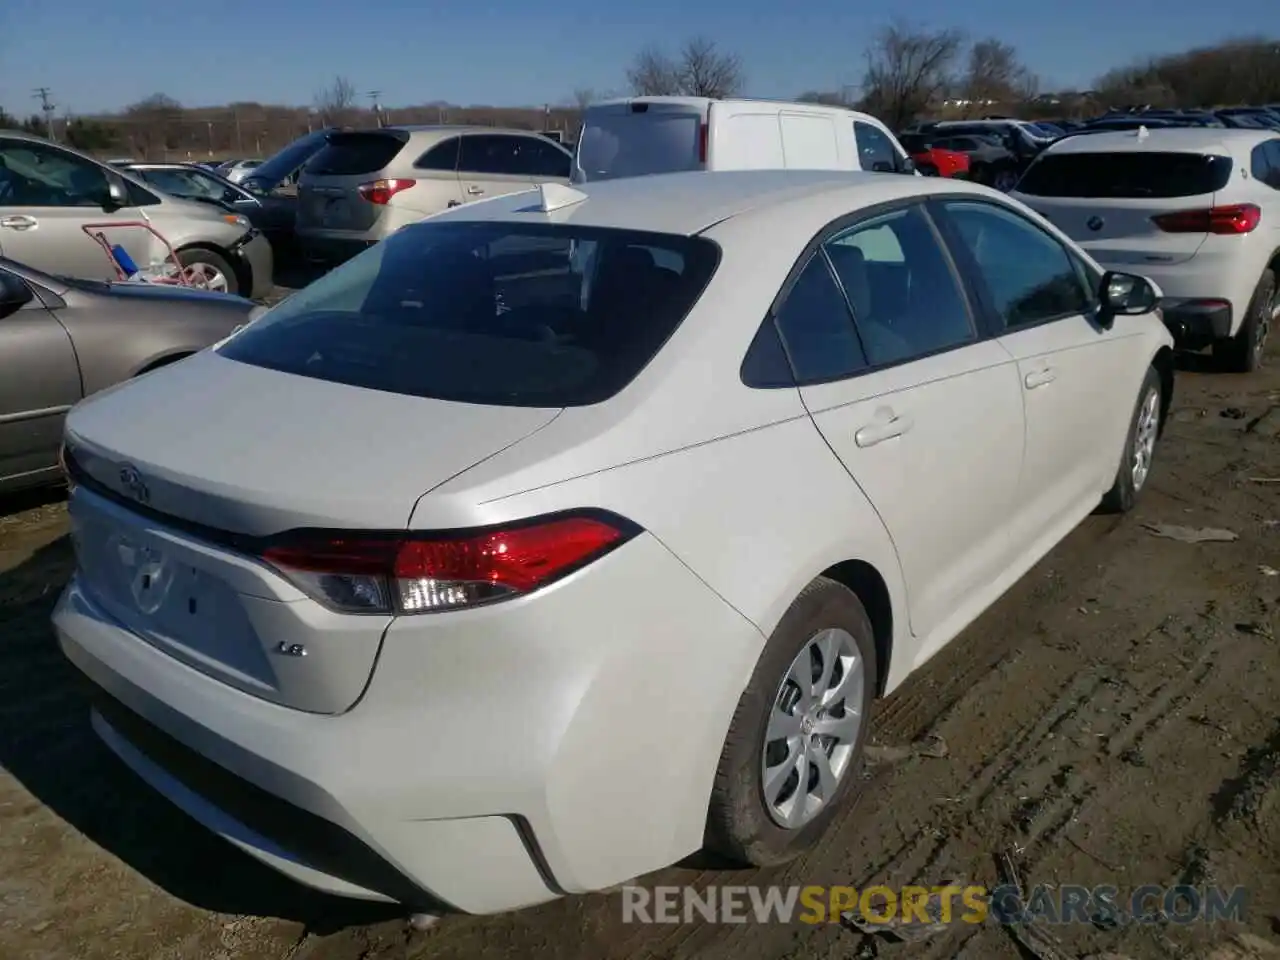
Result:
[536, 182, 589, 213]
[1135, 125, 1149, 141]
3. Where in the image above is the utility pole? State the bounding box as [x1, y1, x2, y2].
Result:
[33, 87, 57, 141]
[367, 90, 383, 127]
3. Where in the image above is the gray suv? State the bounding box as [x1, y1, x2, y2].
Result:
[0, 132, 273, 297]
[296, 125, 573, 264]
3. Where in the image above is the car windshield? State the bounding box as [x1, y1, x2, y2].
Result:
[217, 220, 720, 406]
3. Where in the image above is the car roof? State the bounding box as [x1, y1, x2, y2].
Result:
[423, 169, 983, 237]
[381, 124, 556, 138]
[1044, 126, 1277, 156]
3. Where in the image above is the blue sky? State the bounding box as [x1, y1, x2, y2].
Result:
[0, 0, 1271, 116]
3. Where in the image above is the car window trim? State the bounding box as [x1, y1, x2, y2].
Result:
[927, 196, 1099, 336]
[741, 195, 987, 390]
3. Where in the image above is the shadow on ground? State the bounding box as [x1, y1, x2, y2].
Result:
[0, 533, 398, 935]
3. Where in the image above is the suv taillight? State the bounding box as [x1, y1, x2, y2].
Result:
[357, 178, 416, 205]
[1151, 203, 1260, 235]
[260, 511, 638, 615]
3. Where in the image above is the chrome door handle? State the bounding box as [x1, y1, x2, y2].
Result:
[1024, 368, 1057, 389]
[466, 186, 484, 195]
[0, 215, 37, 230]
[854, 409, 914, 448]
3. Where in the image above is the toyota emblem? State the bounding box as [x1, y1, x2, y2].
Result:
[1086, 216, 1104, 232]
[118, 464, 151, 504]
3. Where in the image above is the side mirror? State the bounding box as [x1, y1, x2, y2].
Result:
[1098, 271, 1160, 328]
[0, 271, 35, 318]
[106, 178, 129, 209]
[900, 156, 917, 175]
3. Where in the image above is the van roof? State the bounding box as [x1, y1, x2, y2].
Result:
[586, 96, 881, 121]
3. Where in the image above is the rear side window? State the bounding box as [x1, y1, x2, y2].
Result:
[1017, 152, 1233, 198]
[577, 111, 702, 181]
[414, 137, 459, 171]
[304, 133, 406, 176]
[218, 222, 719, 407]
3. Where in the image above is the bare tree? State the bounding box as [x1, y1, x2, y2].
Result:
[627, 45, 682, 96]
[678, 36, 745, 98]
[314, 75, 358, 125]
[858, 22, 964, 129]
[797, 90, 852, 106]
[626, 37, 745, 98]
[123, 93, 184, 159]
[960, 39, 1038, 114]
[573, 88, 597, 111]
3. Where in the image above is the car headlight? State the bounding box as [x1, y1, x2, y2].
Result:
[222, 213, 252, 229]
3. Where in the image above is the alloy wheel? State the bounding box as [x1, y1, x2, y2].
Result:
[1131, 386, 1160, 491]
[761, 628, 864, 829]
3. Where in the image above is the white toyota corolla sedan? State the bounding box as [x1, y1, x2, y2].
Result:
[53, 170, 1175, 917]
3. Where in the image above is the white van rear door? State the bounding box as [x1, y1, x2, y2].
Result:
[779, 112, 841, 170]
[575, 101, 705, 181]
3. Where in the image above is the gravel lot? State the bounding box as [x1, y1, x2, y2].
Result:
[1, 345, 1278, 960]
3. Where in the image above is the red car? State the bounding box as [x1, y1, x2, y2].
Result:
[899, 133, 971, 178]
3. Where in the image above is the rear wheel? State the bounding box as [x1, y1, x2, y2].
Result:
[991, 166, 1019, 192]
[1099, 366, 1162, 514]
[705, 578, 876, 866]
[1213, 269, 1274, 373]
[177, 247, 238, 295]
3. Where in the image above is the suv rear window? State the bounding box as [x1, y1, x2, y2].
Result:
[304, 132, 407, 176]
[1017, 152, 1233, 198]
[576, 111, 702, 181]
[218, 221, 720, 407]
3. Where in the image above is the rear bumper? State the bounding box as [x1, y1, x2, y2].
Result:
[1159, 299, 1233, 346]
[298, 232, 376, 266]
[53, 531, 762, 914]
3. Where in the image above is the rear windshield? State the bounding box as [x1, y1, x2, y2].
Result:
[576, 110, 702, 181]
[245, 130, 332, 186]
[304, 133, 406, 176]
[1016, 151, 1233, 198]
[217, 221, 720, 406]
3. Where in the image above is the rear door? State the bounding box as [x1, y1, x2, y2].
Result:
[778, 202, 1025, 646]
[295, 130, 410, 239]
[1013, 149, 1234, 267]
[575, 101, 705, 181]
[456, 134, 570, 205]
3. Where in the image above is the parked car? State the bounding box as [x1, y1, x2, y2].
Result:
[897, 134, 971, 178]
[123, 162, 298, 258]
[54, 169, 1174, 917]
[922, 133, 1020, 189]
[0, 132, 273, 297]
[1012, 127, 1280, 371]
[0, 257, 254, 492]
[216, 158, 264, 183]
[575, 97, 916, 182]
[240, 128, 344, 198]
[296, 125, 573, 264]
[919, 120, 1048, 170]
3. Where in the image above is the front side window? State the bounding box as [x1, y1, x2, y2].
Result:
[939, 200, 1092, 329]
[0, 140, 110, 207]
[218, 221, 719, 407]
[824, 206, 974, 366]
[853, 121, 900, 172]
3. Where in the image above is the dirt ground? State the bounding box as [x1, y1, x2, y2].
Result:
[1, 347, 1278, 960]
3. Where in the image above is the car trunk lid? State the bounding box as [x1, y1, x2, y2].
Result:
[296, 129, 411, 234]
[1013, 149, 1234, 267]
[63, 350, 559, 714]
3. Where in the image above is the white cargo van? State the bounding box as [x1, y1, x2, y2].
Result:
[574, 97, 916, 182]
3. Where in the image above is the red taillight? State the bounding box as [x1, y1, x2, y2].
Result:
[357, 178, 416, 205]
[260, 512, 636, 615]
[698, 123, 708, 163]
[1151, 203, 1260, 235]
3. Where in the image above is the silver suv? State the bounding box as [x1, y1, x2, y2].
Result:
[0, 132, 273, 297]
[296, 125, 572, 264]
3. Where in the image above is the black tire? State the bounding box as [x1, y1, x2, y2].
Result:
[991, 165, 1020, 192]
[705, 577, 877, 867]
[176, 247, 239, 296]
[1099, 365, 1162, 514]
[918, 164, 940, 177]
[1213, 269, 1274, 373]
